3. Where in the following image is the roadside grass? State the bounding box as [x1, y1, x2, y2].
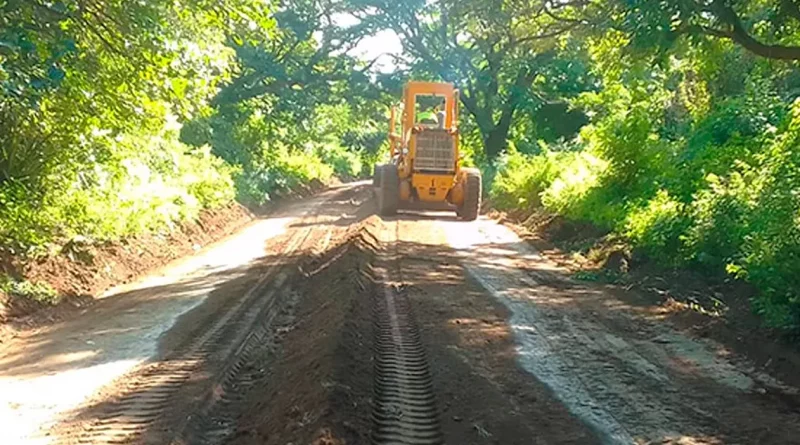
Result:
[0, 274, 59, 305]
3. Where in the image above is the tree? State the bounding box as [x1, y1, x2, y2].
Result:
[0, 0, 267, 185]
[180, 0, 391, 197]
[573, 0, 800, 61]
[349, 0, 590, 161]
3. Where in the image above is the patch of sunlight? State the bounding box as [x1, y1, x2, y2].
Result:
[451, 326, 509, 351]
[38, 350, 98, 368]
[0, 358, 142, 444]
[600, 298, 635, 312]
[449, 317, 481, 326]
[100, 216, 293, 298]
[653, 332, 754, 391]
[645, 434, 724, 445]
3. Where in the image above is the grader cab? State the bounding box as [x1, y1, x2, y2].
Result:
[373, 81, 482, 220]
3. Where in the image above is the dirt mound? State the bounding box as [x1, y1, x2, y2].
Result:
[0, 202, 253, 339]
[230, 228, 381, 445]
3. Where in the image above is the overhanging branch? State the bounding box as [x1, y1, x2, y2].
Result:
[704, 0, 800, 60]
[510, 22, 579, 48]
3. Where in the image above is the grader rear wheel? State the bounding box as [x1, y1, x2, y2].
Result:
[372, 164, 383, 188]
[379, 164, 399, 216]
[459, 168, 481, 221]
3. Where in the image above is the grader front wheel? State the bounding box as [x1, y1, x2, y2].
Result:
[372, 164, 383, 188]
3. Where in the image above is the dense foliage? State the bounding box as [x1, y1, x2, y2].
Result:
[2, 0, 242, 251]
[0, 0, 384, 254]
[492, 23, 800, 332]
[3, 0, 800, 332]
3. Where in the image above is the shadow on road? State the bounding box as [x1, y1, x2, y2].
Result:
[390, 230, 800, 445]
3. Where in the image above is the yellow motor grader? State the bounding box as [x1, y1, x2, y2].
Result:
[373, 81, 481, 220]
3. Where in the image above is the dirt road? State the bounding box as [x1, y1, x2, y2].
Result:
[1, 183, 798, 444]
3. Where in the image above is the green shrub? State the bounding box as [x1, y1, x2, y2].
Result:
[0, 182, 57, 253]
[317, 142, 363, 179]
[490, 147, 565, 209]
[234, 143, 333, 205]
[684, 172, 753, 269]
[624, 190, 692, 265]
[0, 130, 236, 251]
[540, 151, 610, 224]
[731, 106, 800, 330]
[675, 93, 785, 199]
[56, 133, 235, 239]
[0, 275, 59, 304]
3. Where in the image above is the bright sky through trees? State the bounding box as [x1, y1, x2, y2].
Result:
[328, 12, 403, 73]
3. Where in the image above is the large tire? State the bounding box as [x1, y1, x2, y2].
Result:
[379, 164, 399, 216]
[459, 168, 481, 221]
[372, 164, 383, 187]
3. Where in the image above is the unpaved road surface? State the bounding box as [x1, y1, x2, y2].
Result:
[0, 184, 362, 444]
[1, 184, 799, 445]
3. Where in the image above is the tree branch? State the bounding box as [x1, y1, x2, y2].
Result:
[75, 16, 127, 57]
[459, 90, 492, 135]
[510, 22, 579, 48]
[542, 4, 583, 24]
[356, 53, 388, 73]
[705, 0, 800, 60]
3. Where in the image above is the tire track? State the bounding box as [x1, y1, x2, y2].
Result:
[172, 286, 298, 445]
[67, 231, 307, 445]
[371, 222, 443, 445]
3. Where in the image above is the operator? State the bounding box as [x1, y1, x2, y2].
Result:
[417, 106, 438, 127]
[436, 101, 446, 129]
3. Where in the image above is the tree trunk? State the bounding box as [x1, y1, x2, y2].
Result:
[482, 101, 517, 162]
[483, 127, 508, 161]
